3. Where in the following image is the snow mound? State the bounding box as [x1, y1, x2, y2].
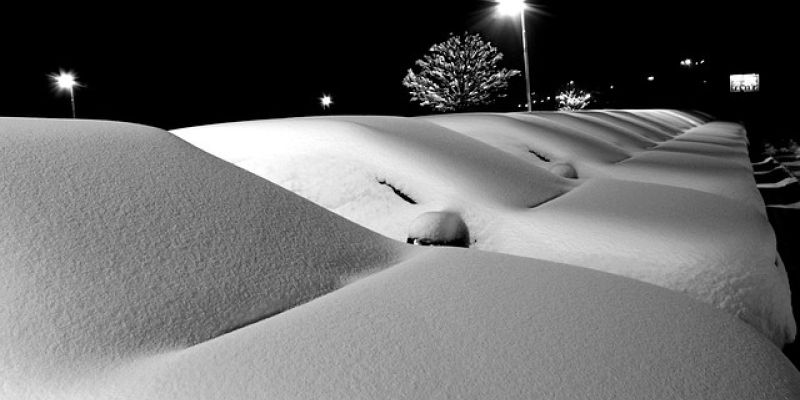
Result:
[420, 112, 632, 177]
[759, 177, 799, 189]
[522, 111, 658, 151]
[174, 111, 794, 346]
[173, 116, 574, 240]
[2, 117, 798, 399]
[70, 251, 800, 399]
[549, 162, 578, 178]
[0, 117, 408, 389]
[425, 113, 764, 208]
[604, 110, 682, 140]
[407, 211, 470, 247]
[577, 111, 675, 141]
[611, 122, 766, 208]
[488, 178, 793, 346]
[627, 109, 705, 131]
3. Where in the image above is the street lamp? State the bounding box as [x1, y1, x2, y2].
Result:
[496, 0, 532, 112]
[320, 94, 333, 110]
[50, 70, 79, 118]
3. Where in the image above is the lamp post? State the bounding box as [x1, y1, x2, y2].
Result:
[51, 70, 79, 118]
[496, 0, 532, 112]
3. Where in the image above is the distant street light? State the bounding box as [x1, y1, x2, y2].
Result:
[50, 70, 79, 118]
[681, 58, 706, 68]
[647, 75, 655, 82]
[320, 94, 333, 110]
[496, 0, 532, 112]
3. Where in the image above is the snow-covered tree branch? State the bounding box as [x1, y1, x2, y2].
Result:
[403, 32, 520, 112]
[556, 81, 592, 111]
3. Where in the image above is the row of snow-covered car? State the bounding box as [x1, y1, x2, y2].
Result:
[1, 112, 799, 399]
[754, 154, 800, 206]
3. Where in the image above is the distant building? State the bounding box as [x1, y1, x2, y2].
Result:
[730, 73, 760, 93]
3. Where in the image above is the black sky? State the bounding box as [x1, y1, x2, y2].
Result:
[0, 1, 790, 131]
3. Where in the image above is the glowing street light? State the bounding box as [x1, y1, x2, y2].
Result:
[50, 70, 79, 118]
[647, 75, 655, 82]
[320, 94, 333, 110]
[496, 0, 526, 16]
[496, 0, 532, 112]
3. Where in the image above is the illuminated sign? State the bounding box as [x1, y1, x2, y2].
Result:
[730, 73, 759, 93]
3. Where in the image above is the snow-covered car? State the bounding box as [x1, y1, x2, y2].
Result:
[1, 116, 798, 399]
[175, 110, 794, 347]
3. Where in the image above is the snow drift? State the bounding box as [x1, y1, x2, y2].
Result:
[83, 251, 800, 400]
[175, 111, 794, 347]
[0, 117, 409, 391]
[1, 117, 799, 399]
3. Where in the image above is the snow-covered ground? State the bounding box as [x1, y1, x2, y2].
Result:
[2, 116, 799, 398]
[175, 110, 794, 347]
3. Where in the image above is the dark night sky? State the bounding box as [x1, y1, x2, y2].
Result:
[0, 1, 790, 132]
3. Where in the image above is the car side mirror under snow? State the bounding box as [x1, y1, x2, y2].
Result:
[407, 211, 470, 248]
[549, 162, 578, 179]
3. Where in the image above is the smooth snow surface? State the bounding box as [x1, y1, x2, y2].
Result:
[174, 116, 574, 240]
[175, 110, 794, 347]
[2, 116, 798, 399]
[0, 117, 408, 392]
[611, 122, 765, 209]
[86, 251, 800, 400]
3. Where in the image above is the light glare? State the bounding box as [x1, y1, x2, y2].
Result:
[320, 94, 333, 109]
[52, 71, 77, 90]
[496, 0, 526, 16]
[48, 69, 80, 118]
